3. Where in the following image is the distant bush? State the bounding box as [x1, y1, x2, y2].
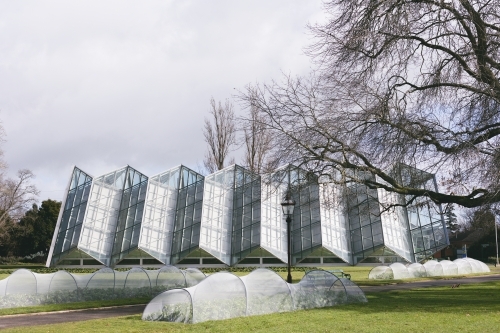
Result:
[0, 267, 101, 274]
[198, 267, 316, 274]
[0, 257, 24, 265]
[0, 252, 47, 265]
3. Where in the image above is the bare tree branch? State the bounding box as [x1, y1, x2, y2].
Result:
[240, 90, 275, 174]
[203, 97, 237, 173]
[0, 169, 39, 229]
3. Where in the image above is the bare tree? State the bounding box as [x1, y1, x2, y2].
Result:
[462, 205, 496, 232]
[241, 100, 274, 174]
[241, 0, 500, 209]
[0, 121, 39, 240]
[203, 98, 237, 173]
[0, 169, 39, 228]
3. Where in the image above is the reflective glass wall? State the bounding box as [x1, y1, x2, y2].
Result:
[46, 167, 92, 267]
[139, 166, 182, 264]
[78, 167, 126, 266]
[377, 188, 414, 262]
[398, 165, 448, 262]
[110, 168, 148, 266]
[260, 167, 289, 263]
[319, 182, 351, 264]
[170, 167, 204, 264]
[48, 163, 449, 267]
[78, 166, 148, 266]
[288, 166, 322, 264]
[260, 165, 323, 265]
[199, 166, 236, 265]
[231, 166, 261, 265]
[345, 172, 385, 264]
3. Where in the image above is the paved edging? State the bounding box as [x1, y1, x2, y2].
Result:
[360, 274, 500, 292]
[0, 303, 147, 318]
[0, 304, 146, 329]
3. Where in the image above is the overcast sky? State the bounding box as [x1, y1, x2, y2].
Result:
[0, 0, 325, 202]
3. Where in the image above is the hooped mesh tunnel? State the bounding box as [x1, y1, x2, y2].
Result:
[142, 268, 367, 323]
[368, 258, 490, 279]
[0, 266, 205, 309]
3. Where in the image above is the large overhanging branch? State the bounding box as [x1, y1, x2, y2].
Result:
[240, 78, 500, 208]
[309, 140, 500, 208]
[376, 110, 500, 155]
[240, 1, 500, 209]
[315, 1, 500, 96]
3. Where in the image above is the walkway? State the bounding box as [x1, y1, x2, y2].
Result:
[360, 274, 500, 292]
[0, 304, 145, 329]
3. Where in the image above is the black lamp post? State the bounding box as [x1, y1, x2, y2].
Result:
[495, 215, 499, 267]
[281, 189, 296, 283]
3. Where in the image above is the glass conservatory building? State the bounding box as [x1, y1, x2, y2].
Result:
[47, 164, 449, 268]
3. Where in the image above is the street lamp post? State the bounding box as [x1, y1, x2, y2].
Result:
[281, 189, 296, 284]
[495, 215, 499, 267]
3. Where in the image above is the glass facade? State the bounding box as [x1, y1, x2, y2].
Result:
[261, 165, 324, 265]
[231, 166, 261, 265]
[139, 166, 182, 264]
[109, 168, 148, 266]
[319, 182, 351, 264]
[47, 163, 449, 268]
[288, 166, 322, 264]
[46, 167, 92, 267]
[408, 199, 448, 261]
[260, 166, 288, 263]
[377, 189, 413, 262]
[398, 165, 448, 262]
[170, 167, 204, 264]
[138, 166, 204, 265]
[199, 166, 236, 265]
[79, 167, 127, 266]
[78, 166, 148, 266]
[345, 173, 385, 264]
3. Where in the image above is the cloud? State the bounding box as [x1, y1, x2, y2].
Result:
[0, 0, 325, 201]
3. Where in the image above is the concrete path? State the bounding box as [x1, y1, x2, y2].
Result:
[0, 304, 146, 330]
[360, 274, 500, 292]
[1, 274, 499, 329]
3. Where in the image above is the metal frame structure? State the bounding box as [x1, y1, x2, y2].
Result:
[47, 163, 449, 268]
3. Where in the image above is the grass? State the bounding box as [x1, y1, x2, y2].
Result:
[3, 281, 500, 332]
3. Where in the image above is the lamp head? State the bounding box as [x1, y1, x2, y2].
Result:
[281, 189, 296, 217]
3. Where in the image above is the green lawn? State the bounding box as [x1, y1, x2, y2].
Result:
[3, 281, 500, 333]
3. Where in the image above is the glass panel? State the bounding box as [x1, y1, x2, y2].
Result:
[170, 166, 205, 264]
[47, 167, 93, 267]
[199, 166, 235, 265]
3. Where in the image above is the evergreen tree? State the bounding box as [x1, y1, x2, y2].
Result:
[0, 215, 17, 257]
[467, 206, 495, 232]
[444, 204, 459, 238]
[14, 199, 61, 257]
